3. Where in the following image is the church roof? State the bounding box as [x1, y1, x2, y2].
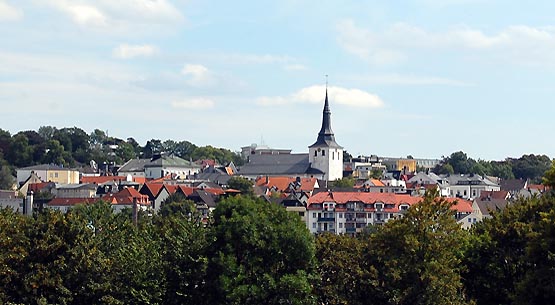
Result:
[309, 89, 342, 149]
[238, 154, 323, 176]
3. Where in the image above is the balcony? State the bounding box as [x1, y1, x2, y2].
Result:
[356, 218, 367, 223]
[346, 227, 356, 233]
[317, 217, 335, 222]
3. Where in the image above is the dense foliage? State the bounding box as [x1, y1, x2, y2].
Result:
[3, 190, 555, 304]
[0, 126, 244, 188]
[0, 195, 316, 305]
[433, 151, 551, 182]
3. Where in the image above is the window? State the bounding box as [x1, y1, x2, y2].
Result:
[299, 212, 304, 217]
[312, 223, 316, 228]
[314, 151, 317, 157]
[322, 150, 325, 156]
[339, 223, 343, 228]
[464, 190, 467, 196]
[338, 213, 343, 218]
[313, 213, 316, 218]
[332, 152, 335, 160]
[468, 218, 471, 223]
[54, 173, 58, 178]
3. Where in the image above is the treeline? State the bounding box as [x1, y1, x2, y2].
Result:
[0, 126, 244, 187]
[433, 151, 552, 182]
[2, 190, 555, 305]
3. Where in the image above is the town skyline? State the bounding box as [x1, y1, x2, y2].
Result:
[3, 0, 555, 160]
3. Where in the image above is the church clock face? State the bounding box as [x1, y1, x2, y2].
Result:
[317, 148, 321, 152]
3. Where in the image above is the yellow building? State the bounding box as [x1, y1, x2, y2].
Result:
[396, 159, 417, 173]
[17, 164, 80, 185]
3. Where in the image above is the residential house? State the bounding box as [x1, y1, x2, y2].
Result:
[46, 198, 98, 213]
[102, 187, 150, 213]
[446, 174, 500, 200]
[144, 154, 201, 179]
[16, 164, 79, 185]
[0, 190, 22, 211]
[54, 183, 97, 198]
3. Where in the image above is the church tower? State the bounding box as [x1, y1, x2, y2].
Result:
[308, 88, 344, 181]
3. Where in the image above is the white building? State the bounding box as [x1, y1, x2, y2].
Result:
[308, 90, 343, 181]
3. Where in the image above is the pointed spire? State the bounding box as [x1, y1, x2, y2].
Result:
[309, 80, 342, 149]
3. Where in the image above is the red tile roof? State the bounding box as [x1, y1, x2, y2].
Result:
[479, 190, 509, 200]
[47, 197, 98, 206]
[308, 191, 473, 213]
[444, 198, 473, 213]
[102, 187, 150, 205]
[141, 183, 165, 198]
[255, 176, 318, 192]
[28, 182, 54, 193]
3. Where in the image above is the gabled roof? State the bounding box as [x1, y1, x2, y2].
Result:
[239, 154, 315, 176]
[444, 198, 473, 213]
[118, 158, 151, 173]
[500, 179, 528, 191]
[479, 190, 509, 200]
[476, 199, 508, 216]
[144, 155, 201, 168]
[18, 164, 66, 171]
[47, 197, 98, 206]
[255, 176, 319, 192]
[81, 176, 128, 184]
[28, 182, 56, 193]
[140, 183, 165, 198]
[102, 187, 150, 205]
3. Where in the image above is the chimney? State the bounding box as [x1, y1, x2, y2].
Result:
[24, 191, 34, 216]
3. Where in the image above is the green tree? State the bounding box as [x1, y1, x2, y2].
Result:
[510, 154, 552, 183]
[365, 191, 468, 305]
[315, 233, 368, 305]
[6, 134, 33, 167]
[542, 159, 555, 189]
[227, 176, 254, 196]
[463, 194, 555, 305]
[153, 210, 208, 304]
[206, 196, 317, 305]
[331, 176, 355, 188]
[0, 163, 14, 190]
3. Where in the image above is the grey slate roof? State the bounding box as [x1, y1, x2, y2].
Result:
[144, 155, 201, 168]
[18, 164, 65, 171]
[444, 174, 499, 186]
[476, 199, 509, 216]
[500, 179, 527, 192]
[308, 90, 342, 149]
[118, 159, 151, 173]
[238, 154, 323, 176]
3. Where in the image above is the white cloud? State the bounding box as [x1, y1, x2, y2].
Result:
[44, 0, 183, 30]
[113, 44, 158, 59]
[256, 85, 384, 108]
[171, 98, 215, 109]
[181, 64, 216, 87]
[336, 20, 555, 66]
[0, 1, 22, 21]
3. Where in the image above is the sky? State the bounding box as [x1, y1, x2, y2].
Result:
[2, 0, 555, 161]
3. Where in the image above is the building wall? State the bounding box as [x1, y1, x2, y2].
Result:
[46, 170, 80, 184]
[396, 159, 417, 172]
[17, 169, 47, 184]
[309, 147, 343, 181]
[145, 166, 201, 179]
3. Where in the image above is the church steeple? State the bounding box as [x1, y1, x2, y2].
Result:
[309, 88, 342, 148]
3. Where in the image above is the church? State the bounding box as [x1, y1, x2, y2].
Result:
[238, 89, 344, 182]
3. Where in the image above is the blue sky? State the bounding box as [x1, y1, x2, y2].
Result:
[2, 0, 555, 161]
